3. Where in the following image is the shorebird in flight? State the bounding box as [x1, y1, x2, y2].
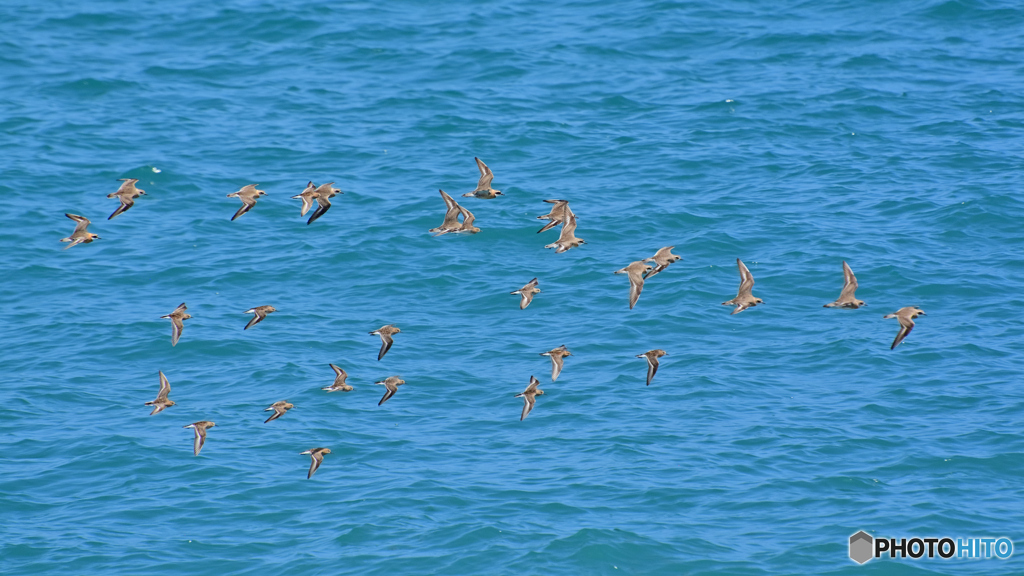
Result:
[544, 212, 585, 253]
[541, 345, 572, 382]
[722, 259, 763, 314]
[60, 213, 100, 249]
[614, 260, 654, 310]
[307, 182, 342, 225]
[370, 325, 401, 360]
[107, 178, 146, 220]
[375, 376, 405, 406]
[462, 157, 503, 198]
[144, 371, 175, 415]
[536, 199, 574, 234]
[515, 376, 545, 421]
[244, 305, 277, 330]
[300, 447, 331, 479]
[824, 261, 865, 309]
[511, 278, 541, 310]
[264, 400, 294, 423]
[883, 307, 925, 350]
[160, 302, 190, 346]
[183, 421, 216, 456]
[322, 364, 354, 392]
[636, 349, 667, 386]
[643, 246, 682, 279]
[227, 184, 266, 221]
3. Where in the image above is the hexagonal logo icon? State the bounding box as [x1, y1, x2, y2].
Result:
[849, 531, 873, 564]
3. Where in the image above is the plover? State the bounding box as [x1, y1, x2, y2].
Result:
[536, 199, 573, 234]
[144, 371, 175, 415]
[540, 345, 572, 382]
[544, 212, 586, 253]
[291, 181, 319, 217]
[643, 246, 682, 279]
[369, 324, 401, 360]
[60, 213, 100, 249]
[462, 157, 503, 198]
[883, 306, 926, 350]
[307, 182, 342, 225]
[375, 376, 405, 406]
[511, 278, 541, 310]
[636, 349, 667, 386]
[227, 184, 266, 221]
[160, 302, 191, 346]
[515, 376, 544, 421]
[264, 400, 294, 423]
[244, 305, 277, 330]
[300, 447, 331, 479]
[183, 421, 216, 456]
[322, 364, 354, 392]
[457, 205, 480, 234]
[614, 260, 653, 310]
[824, 261, 865, 309]
[106, 178, 146, 220]
[429, 190, 463, 236]
[722, 259, 763, 314]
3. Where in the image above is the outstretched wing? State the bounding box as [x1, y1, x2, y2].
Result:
[737, 259, 754, 297]
[839, 261, 858, 300]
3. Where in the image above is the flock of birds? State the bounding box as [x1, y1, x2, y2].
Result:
[59, 157, 928, 479]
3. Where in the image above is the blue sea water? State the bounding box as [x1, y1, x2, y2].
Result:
[2, 0, 1024, 573]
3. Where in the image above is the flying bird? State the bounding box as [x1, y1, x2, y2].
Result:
[264, 401, 294, 423]
[375, 376, 406, 406]
[883, 306, 926, 350]
[824, 261, 866, 309]
[462, 157, 503, 198]
[160, 302, 191, 346]
[369, 324, 401, 360]
[300, 447, 331, 479]
[291, 181, 319, 217]
[244, 305, 277, 330]
[144, 371, 175, 415]
[540, 345, 572, 382]
[106, 178, 146, 220]
[183, 421, 216, 456]
[307, 182, 342, 225]
[536, 199, 574, 234]
[722, 259, 763, 314]
[544, 212, 586, 253]
[643, 246, 682, 279]
[636, 349, 667, 386]
[614, 260, 653, 309]
[322, 364, 354, 392]
[226, 184, 266, 221]
[429, 190, 463, 236]
[60, 213, 100, 249]
[457, 205, 480, 234]
[515, 376, 545, 421]
[511, 278, 541, 310]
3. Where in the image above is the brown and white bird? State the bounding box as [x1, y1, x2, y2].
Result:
[60, 213, 100, 249]
[540, 345, 572, 382]
[457, 205, 480, 234]
[536, 199, 574, 234]
[300, 447, 331, 479]
[322, 364, 354, 392]
[264, 401, 294, 423]
[144, 371, 175, 415]
[307, 182, 342, 225]
[722, 259, 763, 314]
[544, 212, 586, 253]
[515, 376, 545, 421]
[369, 324, 401, 360]
[824, 261, 866, 309]
[227, 184, 266, 221]
[106, 178, 146, 220]
[375, 376, 405, 406]
[291, 181, 319, 217]
[160, 302, 191, 346]
[244, 305, 277, 330]
[614, 260, 654, 310]
[643, 246, 682, 279]
[636, 349, 667, 386]
[511, 278, 541, 310]
[429, 190, 463, 236]
[462, 157, 503, 198]
[183, 421, 216, 456]
[883, 307, 926, 350]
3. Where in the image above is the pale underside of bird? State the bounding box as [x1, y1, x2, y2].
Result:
[642, 246, 682, 279]
[824, 261, 866, 309]
[264, 400, 294, 423]
[462, 157, 503, 198]
[722, 258, 763, 314]
[183, 421, 216, 456]
[322, 364, 354, 392]
[244, 305, 277, 330]
[614, 260, 653, 309]
[60, 213, 100, 249]
[300, 448, 331, 479]
[375, 376, 405, 406]
[307, 182, 342, 225]
[370, 324, 401, 360]
[636, 349, 667, 386]
[291, 181, 319, 217]
[511, 278, 541, 309]
[144, 370, 175, 415]
[883, 306, 926, 350]
[541, 345, 572, 381]
[536, 199, 574, 234]
[107, 178, 146, 220]
[227, 184, 266, 221]
[515, 376, 545, 421]
[160, 302, 190, 346]
[544, 212, 585, 253]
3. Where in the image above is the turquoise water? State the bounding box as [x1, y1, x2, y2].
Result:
[2, 0, 1023, 574]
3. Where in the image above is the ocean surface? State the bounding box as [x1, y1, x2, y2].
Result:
[2, 0, 1023, 574]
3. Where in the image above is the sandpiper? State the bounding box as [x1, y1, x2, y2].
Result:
[183, 421, 216, 456]
[106, 178, 146, 220]
[536, 199, 574, 234]
[636, 349, 667, 386]
[429, 190, 462, 236]
[614, 260, 654, 310]
[264, 401, 294, 423]
[824, 261, 866, 309]
[244, 305, 277, 330]
[883, 307, 926, 350]
[307, 182, 342, 225]
[227, 184, 266, 221]
[457, 205, 480, 234]
[369, 324, 401, 360]
[511, 278, 541, 310]
[322, 364, 354, 392]
[541, 345, 572, 382]
[544, 212, 585, 253]
[643, 246, 682, 279]
[291, 181, 319, 217]
[515, 376, 544, 421]
[722, 259, 763, 314]
[160, 302, 191, 346]
[144, 371, 175, 415]
[375, 376, 405, 406]
[60, 213, 100, 249]
[300, 447, 331, 479]
[462, 157, 503, 198]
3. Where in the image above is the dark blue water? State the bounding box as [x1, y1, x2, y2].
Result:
[2, 1, 1023, 574]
